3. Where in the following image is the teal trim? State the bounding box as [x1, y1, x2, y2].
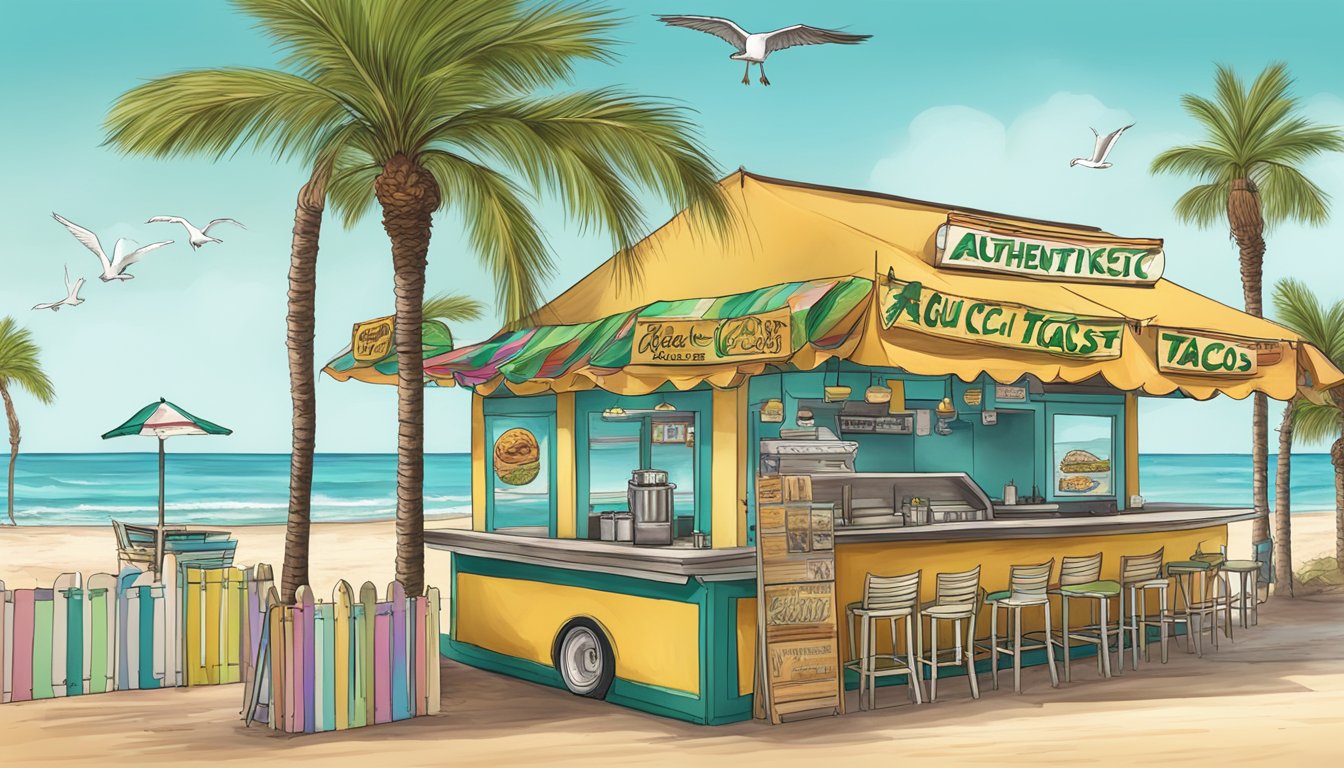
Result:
[1044, 402, 1125, 503]
[483, 394, 557, 414]
[483, 410, 558, 536]
[456, 553, 704, 601]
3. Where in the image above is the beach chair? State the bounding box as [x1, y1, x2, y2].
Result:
[113, 520, 238, 573]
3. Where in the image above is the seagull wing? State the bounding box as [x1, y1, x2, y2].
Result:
[762, 24, 871, 55]
[656, 15, 750, 51]
[147, 215, 190, 227]
[70, 277, 85, 301]
[113, 240, 174, 270]
[1096, 123, 1134, 163]
[63, 264, 72, 292]
[201, 217, 245, 235]
[52, 212, 111, 271]
[32, 300, 59, 311]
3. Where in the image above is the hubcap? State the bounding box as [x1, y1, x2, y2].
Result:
[560, 627, 603, 694]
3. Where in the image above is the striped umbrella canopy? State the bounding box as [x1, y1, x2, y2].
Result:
[423, 276, 874, 389]
[323, 319, 457, 386]
[101, 399, 232, 576]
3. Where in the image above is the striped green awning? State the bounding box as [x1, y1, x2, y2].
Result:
[423, 276, 872, 390]
[324, 320, 456, 386]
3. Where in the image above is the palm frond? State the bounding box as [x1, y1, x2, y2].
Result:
[1169, 182, 1229, 228]
[1150, 143, 1233, 179]
[103, 68, 350, 162]
[434, 88, 730, 285]
[327, 144, 382, 229]
[420, 150, 554, 324]
[1272, 279, 1344, 362]
[1255, 163, 1332, 227]
[0, 318, 55, 404]
[1291, 398, 1343, 446]
[423, 294, 487, 324]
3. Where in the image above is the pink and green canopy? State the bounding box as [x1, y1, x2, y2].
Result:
[423, 276, 873, 389]
[323, 319, 456, 386]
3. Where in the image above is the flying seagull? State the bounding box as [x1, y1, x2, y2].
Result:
[32, 265, 85, 312]
[146, 215, 245, 249]
[1070, 124, 1134, 169]
[656, 15, 871, 85]
[51, 212, 173, 281]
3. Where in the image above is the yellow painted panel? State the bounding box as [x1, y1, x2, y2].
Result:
[834, 525, 1227, 656]
[205, 569, 222, 685]
[456, 574, 701, 694]
[736, 597, 756, 697]
[185, 571, 205, 686]
[1125, 393, 1140, 503]
[556, 392, 577, 539]
[472, 394, 487, 532]
[712, 387, 741, 548]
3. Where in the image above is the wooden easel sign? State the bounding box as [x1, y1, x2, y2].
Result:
[755, 475, 843, 723]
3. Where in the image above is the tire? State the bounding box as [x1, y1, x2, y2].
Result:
[552, 617, 615, 699]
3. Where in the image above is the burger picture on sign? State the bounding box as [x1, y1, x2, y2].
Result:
[493, 427, 541, 486]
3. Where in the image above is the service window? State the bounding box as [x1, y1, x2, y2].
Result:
[1051, 413, 1115, 497]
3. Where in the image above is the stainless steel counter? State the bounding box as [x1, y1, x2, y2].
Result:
[832, 504, 1257, 543]
[425, 528, 756, 584]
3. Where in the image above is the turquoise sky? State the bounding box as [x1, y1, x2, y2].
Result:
[2, 0, 1342, 454]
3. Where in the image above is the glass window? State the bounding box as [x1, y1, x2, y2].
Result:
[588, 414, 641, 513]
[489, 415, 551, 532]
[1052, 414, 1114, 497]
[651, 416, 696, 525]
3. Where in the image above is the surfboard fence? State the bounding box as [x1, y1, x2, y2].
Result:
[0, 556, 273, 703]
[242, 580, 442, 733]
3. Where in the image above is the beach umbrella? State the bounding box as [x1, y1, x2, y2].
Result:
[101, 398, 232, 576]
[322, 314, 458, 386]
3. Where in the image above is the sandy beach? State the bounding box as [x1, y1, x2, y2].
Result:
[1, 513, 1341, 766]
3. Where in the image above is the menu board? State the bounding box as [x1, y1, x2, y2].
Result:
[755, 474, 843, 723]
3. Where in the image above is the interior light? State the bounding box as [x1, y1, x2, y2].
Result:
[935, 396, 958, 436]
[654, 401, 676, 411]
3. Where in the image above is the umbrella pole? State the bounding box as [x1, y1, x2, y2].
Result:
[157, 437, 165, 579]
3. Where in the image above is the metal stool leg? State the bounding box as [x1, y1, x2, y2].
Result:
[905, 614, 924, 704]
[1115, 586, 1126, 676]
[1099, 595, 1112, 678]
[1043, 601, 1059, 688]
[1012, 606, 1022, 693]
[966, 613, 980, 700]
[928, 617, 938, 703]
[990, 604, 1000, 691]
[858, 613, 870, 710]
[1062, 595, 1073, 683]
[1158, 585, 1169, 664]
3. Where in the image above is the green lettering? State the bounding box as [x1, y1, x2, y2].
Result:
[1020, 312, 1044, 345]
[1003, 239, 1027, 269]
[948, 232, 979, 262]
[1176, 337, 1201, 367]
[1160, 332, 1187, 364]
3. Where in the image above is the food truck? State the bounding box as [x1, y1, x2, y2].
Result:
[333, 171, 1344, 725]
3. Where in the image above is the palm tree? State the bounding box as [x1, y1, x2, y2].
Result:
[107, 0, 729, 597]
[1272, 279, 1344, 572]
[0, 318, 55, 525]
[423, 294, 485, 327]
[1273, 399, 1295, 590]
[1151, 63, 1344, 548]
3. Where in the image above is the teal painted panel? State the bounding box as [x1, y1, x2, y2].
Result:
[483, 394, 558, 414]
[484, 413, 557, 534]
[454, 553, 708, 603]
[973, 409, 1037, 499]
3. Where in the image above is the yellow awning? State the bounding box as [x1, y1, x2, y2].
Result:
[456, 170, 1344, 400]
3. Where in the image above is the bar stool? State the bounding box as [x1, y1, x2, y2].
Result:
[844, 571, 924, 710]
[1220, 541, 1268, 628]
[985, 560, 1059, 693]
[1116, 548, 1171, 673]
[1053, 552, 1117, 682]
[917, 565, 983, 702]
[1184, 555, 1231, 652]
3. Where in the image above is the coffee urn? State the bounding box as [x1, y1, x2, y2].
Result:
[628, 468, 675, 546]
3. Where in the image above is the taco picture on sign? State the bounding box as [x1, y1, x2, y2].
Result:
[493, 428, 540, 486]
[1059, 449, 1110, 474]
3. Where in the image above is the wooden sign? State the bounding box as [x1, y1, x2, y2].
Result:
[631, 308, 791, 365]
[351, 316, 394, 362]
[935, 213, 1165, 285]
[755, 474, 842, 724]
[994, 384, 1028, 402]
[1156, 329, 1259, 376]
[881, 278, 1125, 360]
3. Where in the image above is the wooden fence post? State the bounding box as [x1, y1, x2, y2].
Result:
[333, 581, 353, 731]
[87, 573, 115, 694]
[359, 582, 376, 727]
[426, 586, 441, 715]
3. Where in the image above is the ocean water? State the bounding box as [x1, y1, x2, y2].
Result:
[0, 453, 470, 526]
[0, 452, 1336, 527]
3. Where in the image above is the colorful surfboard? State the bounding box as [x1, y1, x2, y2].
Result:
[389, 582, 409, 721]
[31, 588, 56, 699]
[373, 600, 392, 724]
[319, 601, 336, 730]
[333, 581, 353, 730]
[359, 582, 377, 727]
[51, 574, 76, 697]
[87, 574, 116, 694]
[426, 586, 441, 714]
[11, 589, 34, 702]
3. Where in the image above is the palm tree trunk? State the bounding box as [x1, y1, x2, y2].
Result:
[0, 380, 18, 525]
[1228, 178, 1270, 544]
[1333, 422, 1344, 568]
[280, 169, 327, 603]
[375, 153, 440, 598]
[1273, 401, 1294, 594]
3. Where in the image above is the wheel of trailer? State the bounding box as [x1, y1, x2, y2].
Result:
[553, 618, 615, 699]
